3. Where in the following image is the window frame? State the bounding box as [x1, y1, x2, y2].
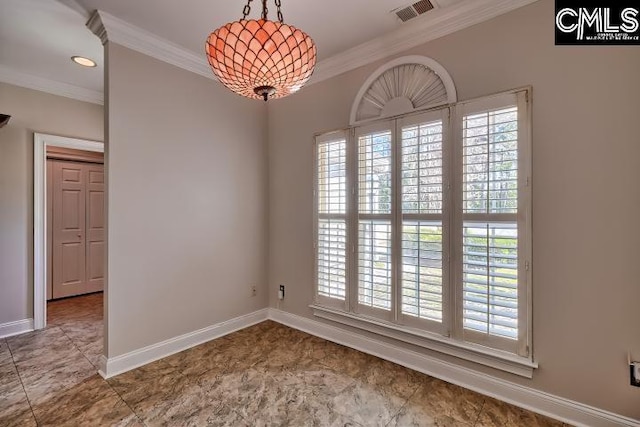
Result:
[312, 87, 534, 375]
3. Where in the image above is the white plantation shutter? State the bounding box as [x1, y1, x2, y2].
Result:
[318, 138, 347, 215]
[315, 132, 349, 308]
[398, 110, 449, 333]
[358, 220, 392, 311]
[456, 92, 530, 356]
[358, 129, 393, 215]
[462, 106, 518, 215]
[462, 222, 518, 338]
[356, 123, 394, 319]
[317, 220, 347, 300]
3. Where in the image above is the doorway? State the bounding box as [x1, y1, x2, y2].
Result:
[33, 133, 106, 329]
[47, 151, 104, 299]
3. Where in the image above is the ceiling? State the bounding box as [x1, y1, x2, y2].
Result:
[0, 0, 103, 92]
[76, 0, 464, 61]
[0, 0, 524, 103]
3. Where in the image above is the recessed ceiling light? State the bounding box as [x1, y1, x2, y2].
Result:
[71, 56, 97, 67]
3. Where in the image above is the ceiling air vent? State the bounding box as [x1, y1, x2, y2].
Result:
[394, 0, 435, 22]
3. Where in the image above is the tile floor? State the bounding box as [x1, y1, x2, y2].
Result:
[1, 294, 569, 426]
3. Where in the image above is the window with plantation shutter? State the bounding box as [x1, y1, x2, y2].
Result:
[356, 124, 394, 318]
[456, 92, 530, 356]
[399, 110, 449, 333]
[314, 88, 532, 371]
[315, 132, 348, 308]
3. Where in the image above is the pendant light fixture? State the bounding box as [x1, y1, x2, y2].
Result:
[205, 0, 317, 102]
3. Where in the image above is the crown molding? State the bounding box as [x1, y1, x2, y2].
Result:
[85, 0, 538, 90]
[87, 10, 213, 80]
[310, 0, 540, 84]
[0, 65, 104, 105]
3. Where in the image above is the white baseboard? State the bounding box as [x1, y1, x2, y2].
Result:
[0, 318, 34, 339]
[94, 306, 637, 426]
[267, 309, 640, 427]
[99, 309, 269, 379]
[98, 355, 108, 378]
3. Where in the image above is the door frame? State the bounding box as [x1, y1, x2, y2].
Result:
[33, 133, 104, 330]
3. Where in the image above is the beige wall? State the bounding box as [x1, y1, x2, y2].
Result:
[105, 43, 268, 357]
[0, 82, 103, 325]
[267, 0, 640, 419]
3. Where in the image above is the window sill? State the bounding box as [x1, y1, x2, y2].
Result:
[310, 304, 537, 378]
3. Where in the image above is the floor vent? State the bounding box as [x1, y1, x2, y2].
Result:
[394, 0, 435, 22]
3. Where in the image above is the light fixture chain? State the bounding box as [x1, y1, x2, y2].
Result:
[242, 0, 282, 22]
[242, 0, 253, 19]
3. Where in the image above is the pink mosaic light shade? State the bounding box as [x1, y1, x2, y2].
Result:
[206, 19, 317, 101]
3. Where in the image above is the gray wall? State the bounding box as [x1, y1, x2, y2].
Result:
[267, 0, 640, 419]
[105, 43, 268, 357]
[0, 82, 103, 326]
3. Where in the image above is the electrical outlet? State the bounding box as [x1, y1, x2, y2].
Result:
[631, 362, 640, 387]
[251, 285, 257, 297]
[278, 285, 285, 300]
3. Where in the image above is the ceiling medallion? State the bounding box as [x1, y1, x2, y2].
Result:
[205, 0, 317, 102]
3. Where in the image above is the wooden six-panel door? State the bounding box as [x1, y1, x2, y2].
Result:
[85, 164, 105, 293]
[51, 160, 104, 299]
